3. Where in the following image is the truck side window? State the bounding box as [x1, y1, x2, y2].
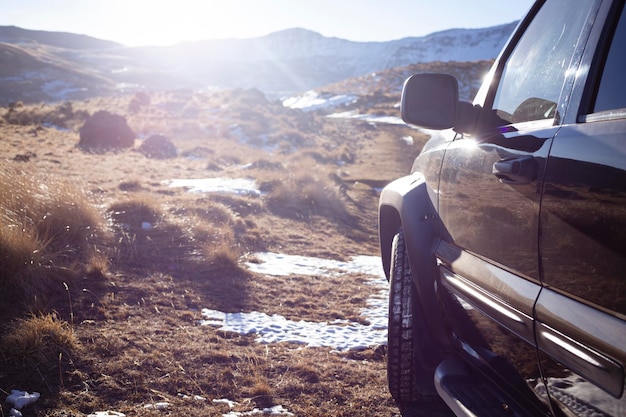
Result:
[593, 4, 626, 113]
[491, 0, 596, 125]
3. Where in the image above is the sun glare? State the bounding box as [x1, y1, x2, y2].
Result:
[109, 1, 225, 46]
[101, 0, 294, 46]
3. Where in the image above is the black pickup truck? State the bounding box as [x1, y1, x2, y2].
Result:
[378, 0, 626, 415]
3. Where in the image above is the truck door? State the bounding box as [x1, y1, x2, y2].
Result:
[537, 1, 626, 415]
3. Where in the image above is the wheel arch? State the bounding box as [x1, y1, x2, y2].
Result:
[379, 173, 450, 350]
[379, 174, 437, 282]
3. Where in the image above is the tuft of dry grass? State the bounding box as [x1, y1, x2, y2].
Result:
[248, 378, 275, 409]
[206, 239, 241, 272]
[108, 194, 163, 229]
[1, 313, 79, 366]
[0, 313, 80, 392]
[0, 167, 109, 315]
[263, 155, 352, 224]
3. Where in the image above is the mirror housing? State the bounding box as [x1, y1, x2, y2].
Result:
[401, 73, 460, 130]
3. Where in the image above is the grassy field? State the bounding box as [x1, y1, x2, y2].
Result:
[0, 89, 426, 416]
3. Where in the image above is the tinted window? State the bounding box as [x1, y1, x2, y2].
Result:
[594, 4, 626, 112]
[492, 0, 596, 125]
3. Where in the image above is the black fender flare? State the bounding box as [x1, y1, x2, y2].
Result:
[378, 173, 449, 351]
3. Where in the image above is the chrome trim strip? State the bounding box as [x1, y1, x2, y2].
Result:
[540, 330, 604, 369]
[436, 241, 540, 316]
[443, 271, 524, 324]
[536, 322, 624, 398]
[440, 267, 535, 346]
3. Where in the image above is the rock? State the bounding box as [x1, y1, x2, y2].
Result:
[78, 110, 135, 152]
[138, 134, 177, 159]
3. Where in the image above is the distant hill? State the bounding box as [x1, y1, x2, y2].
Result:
[0, 25, 122, 50]
[0, 23, 516, 105]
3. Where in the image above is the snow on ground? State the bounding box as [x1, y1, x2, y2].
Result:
[222, 404, 295, 417]
[201, 252, 388, 351]
[165, 178, 262, 196]
[326, 110, 406, 126]
[282, 91, 357, 112]
[6, 390, 40, 409]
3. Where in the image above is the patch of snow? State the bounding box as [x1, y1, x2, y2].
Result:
[6, 390, 40, 410]
[402, 136, 414, 145]
[282, 91, 357, 112]
[201, 253, 388, 351]
[213, 398, 239, 408]
[41, 122, 71, 132]
[178, 393, 207, 401]
[144, 402, 169, 410]
[224, 405, 294, 416]
[165, 178, 261, 196]
[326, 110, 406, 126]
[245, 252, 384, 277]
[88, 412, 126, 417]
[116, 82, 141, 91]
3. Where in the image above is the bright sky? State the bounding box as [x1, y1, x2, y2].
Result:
[0, 0, 534, 47]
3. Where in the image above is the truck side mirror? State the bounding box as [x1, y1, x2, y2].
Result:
[401, 73, 459, 130]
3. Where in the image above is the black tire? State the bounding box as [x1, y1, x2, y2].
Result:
[387, 228, 439, 407]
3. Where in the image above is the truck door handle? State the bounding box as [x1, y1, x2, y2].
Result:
[492, 156, 536, 184]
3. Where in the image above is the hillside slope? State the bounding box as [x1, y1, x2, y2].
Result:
[0, 25, 122, 49]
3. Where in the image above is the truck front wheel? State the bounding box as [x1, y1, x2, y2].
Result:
[387, 228, 439, 408]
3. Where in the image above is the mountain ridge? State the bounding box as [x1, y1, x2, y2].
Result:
[0, 23, 516, 105]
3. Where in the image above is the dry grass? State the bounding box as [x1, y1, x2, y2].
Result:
[0, 88, 427, 416]
[0, 167, 108, 318]
[3, 101, 89, 129]
[264, 155, 352, 223]
[0, 313, 79, 392]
